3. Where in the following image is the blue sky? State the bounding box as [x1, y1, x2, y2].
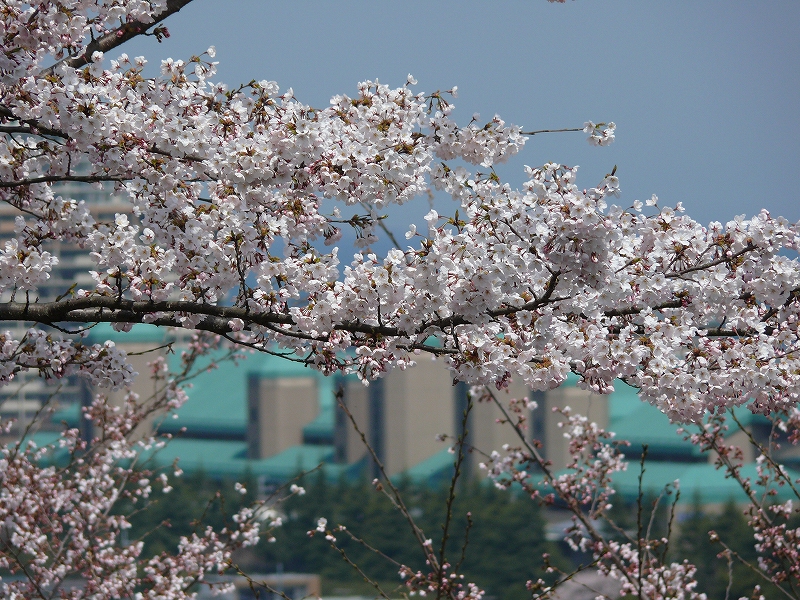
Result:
[123, 1, 800, 239]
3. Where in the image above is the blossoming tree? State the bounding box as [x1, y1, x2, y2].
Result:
[2, 1, 799, 598]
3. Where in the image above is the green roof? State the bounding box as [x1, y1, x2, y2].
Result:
[608, 381, 643, 421]
[610, 402, 703, 459]
[608, 461, 800, 505]
[569, 375, 696, 457]
[85, 323, 170, 345]
[23, 430, 64, 449]
[536, 461, 800, 506]
[158, 358, 249, 438]
[256, 444, 335, 480]
[139, 439, 334, 480]
[396, 448, 456, 485]
[607, 384, 772, 458]
[29, 330, 784, 492]
[303, 405, 335, 444]
[51, 402, 81, 428]
[160, 349, 336, 440]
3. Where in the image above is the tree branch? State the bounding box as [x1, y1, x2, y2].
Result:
[0, 106, 69, 140]
[519, 127, 584, 136]
[39, 0, 197, 78]
[0, 295, 771, 345]
[0, 175, 130, 188]
[664, 242, 756, 278]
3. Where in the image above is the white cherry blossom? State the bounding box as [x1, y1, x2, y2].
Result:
[2, 1, 800, 598]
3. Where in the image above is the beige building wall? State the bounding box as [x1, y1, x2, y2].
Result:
[708, 427, 756, 465]
[102, 341, 170, 441]
[0, 331, 197, 445]
[334, 361, 615, 480]
[466, 378, 532, 477]
[336, 364, 454, 477]
[247, 376, 318, 459]
[381, 358, 455, 476]
[337, 379, 370, 464]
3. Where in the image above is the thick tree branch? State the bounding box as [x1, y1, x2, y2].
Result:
[0, 175, 130, 188]
[0, 106, 69, 140]
[39, 0, 197, 78]
[0, 298, 288, 328]
[605, 300, 682, 318]
[0, 297, 768, 344]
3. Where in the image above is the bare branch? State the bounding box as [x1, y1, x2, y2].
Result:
[520, 127, 584, 136]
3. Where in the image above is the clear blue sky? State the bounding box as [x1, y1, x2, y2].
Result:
[123, 1, 800, 236]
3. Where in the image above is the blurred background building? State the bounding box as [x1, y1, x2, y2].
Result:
[0, 167, 135, 442]
[19, 318, 799, 509]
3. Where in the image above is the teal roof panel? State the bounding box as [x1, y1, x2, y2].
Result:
[303, 405, 335, 443]
[139, 439, 334, 480]
[607, 461, 800, 505]
[85, 323, 170, 345]
[610, 403, 702, 458]
[396, 448, 456, 485]
[160, 349, 332, 438]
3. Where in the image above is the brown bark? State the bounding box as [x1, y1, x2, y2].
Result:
[39, 0, 197, 78]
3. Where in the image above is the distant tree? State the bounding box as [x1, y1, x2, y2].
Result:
[266, 476, 560, 599]
[125, 470, 255, 559]
[676, 498, 784, 600]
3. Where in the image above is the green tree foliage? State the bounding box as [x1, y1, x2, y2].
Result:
[128, 470, 559, 599]
[675, 497, 768, 600]
[262, 475, 561, 600]
[125, 470, 256, 558]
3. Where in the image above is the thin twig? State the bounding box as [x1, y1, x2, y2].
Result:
[436, 394, 472, 600]
[335, 387, 441, 571]
[636, 445, 648, 600]
[519, 127, 584, 136]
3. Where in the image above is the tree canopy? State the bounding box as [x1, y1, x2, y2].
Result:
[1, 1, 800, 598]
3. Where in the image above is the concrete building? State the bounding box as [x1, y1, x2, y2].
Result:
[248, 375, 319, 459]
[0, 170, 134, 441]
[22, 326, 800, 507]
[337, 357, 455, 477]
[336, 358, 540, 480]
[531, 384, 609, 471]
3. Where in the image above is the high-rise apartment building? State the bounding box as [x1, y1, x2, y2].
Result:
[335, 358, 603, 479]
[0, 168, 133, 440]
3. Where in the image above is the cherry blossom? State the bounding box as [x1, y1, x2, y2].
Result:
[2, 1, 800, 598]
[3, 6, 799, 424]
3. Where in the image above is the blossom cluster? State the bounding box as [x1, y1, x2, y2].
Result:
[2, 1, 800, 598]
[0, 393, 263, 598]
[309, 517, 487, 600]
[0, 328, 136, 389]
[478, 392, 707, 599]
[478, 386, 800, 599]
[3, 27, 798, 423]
[0, 0, 167, 84]
[685, 411, 800, 593]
